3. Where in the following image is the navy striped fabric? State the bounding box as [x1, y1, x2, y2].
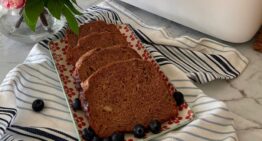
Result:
[0, 2, 248, 141]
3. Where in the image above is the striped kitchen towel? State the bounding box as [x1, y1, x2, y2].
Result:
[0, 1, 248, 141]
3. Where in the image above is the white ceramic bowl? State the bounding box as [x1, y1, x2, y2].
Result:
[121, 0, 262, 43]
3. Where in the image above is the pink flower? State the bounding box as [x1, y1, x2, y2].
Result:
[0, 0, 26, 9]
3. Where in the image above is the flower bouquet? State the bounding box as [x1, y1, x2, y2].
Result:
[0, 0, 81, 40]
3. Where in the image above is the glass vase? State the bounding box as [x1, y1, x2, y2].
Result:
[0, 5, 64, 43]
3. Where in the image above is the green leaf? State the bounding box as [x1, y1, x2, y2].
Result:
[23, 11, 34, 31]
[47, 0, 63, 19]
[62, 5, 79, 34]
[24, 0, 44, 31]
[62, 0, 82, 15]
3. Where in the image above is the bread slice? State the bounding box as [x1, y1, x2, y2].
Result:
[74, 46, 141, 82]
[66, 32, 128, 65]
[81, 59, 178, 137]
[66, 21, 120, 49]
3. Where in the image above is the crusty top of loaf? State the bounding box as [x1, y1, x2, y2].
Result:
[82, 59, 177, 137]
[66, 21, 120, 48]
[77, 32, 127, 48]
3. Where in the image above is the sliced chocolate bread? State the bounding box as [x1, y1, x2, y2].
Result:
[75, 46, 141, 82]
[66, 21, 120, 49]
[66, 32, 128, 65]
[81, 59, 178, 137]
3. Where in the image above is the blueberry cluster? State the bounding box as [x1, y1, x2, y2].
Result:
[82, 119, 162, 141]
[133, 120, 161, 138]
[83, 127, 124, 141]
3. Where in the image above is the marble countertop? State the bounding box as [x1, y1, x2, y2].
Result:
[0, 1, 261, 141]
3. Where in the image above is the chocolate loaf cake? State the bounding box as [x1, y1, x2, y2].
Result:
[66, 21, 120, 49]
[75, 46, 141, 81]
[81, 59, 178, 137]
[66, 32, 128, 65]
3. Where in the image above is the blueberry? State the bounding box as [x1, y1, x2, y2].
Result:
[149, 120, 161, 134]
[103, 137, 112, 141]
[72, 98, 81, 110]
[32, 99, 45, 112]
[83, 127, 95, 141]
[173, 91, 185, 106]
[93, 136, 102, 141]
[133, 124, 145, 138]
[111, 132, 124, 141]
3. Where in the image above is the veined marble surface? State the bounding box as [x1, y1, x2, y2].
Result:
[0, 34, 33, 82]
[0, 1, 261, 141]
